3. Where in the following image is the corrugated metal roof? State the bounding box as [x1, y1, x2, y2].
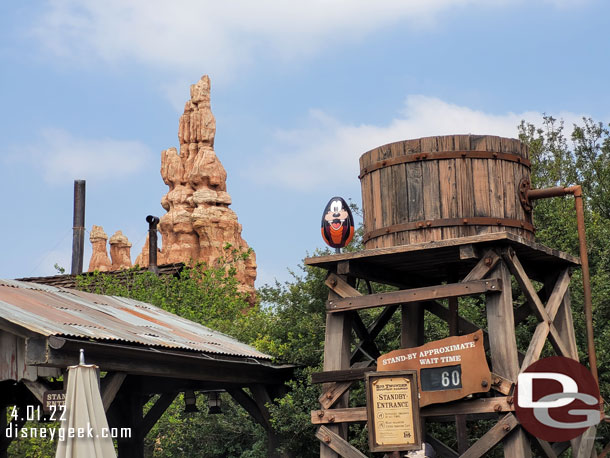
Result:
[0, 279, 271, 360]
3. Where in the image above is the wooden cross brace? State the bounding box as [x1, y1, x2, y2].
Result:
[501, 247, 573, 370]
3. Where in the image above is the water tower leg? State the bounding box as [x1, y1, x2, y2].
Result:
[485, 260, 532, 458]
[320, 281, 352, 458]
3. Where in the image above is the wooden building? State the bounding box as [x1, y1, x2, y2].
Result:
[307, 135, 599, 457]
[0, 278, 293, 457]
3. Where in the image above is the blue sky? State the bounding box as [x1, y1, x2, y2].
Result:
[1, 0, 609, 286]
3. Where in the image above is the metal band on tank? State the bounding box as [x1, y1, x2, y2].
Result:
[359, 151, 530, 179]
[363, 217, 535, 243]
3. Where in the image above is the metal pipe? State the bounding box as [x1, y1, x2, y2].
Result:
[527, 185, 598, 386]
[70, 180, 86, 275]
[146, 215, 160, 275]
[527, 186, 569, 201]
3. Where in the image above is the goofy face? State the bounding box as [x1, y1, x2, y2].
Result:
[321, 197, 354, 249]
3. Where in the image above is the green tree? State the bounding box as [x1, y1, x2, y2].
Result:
[519, 116, 610, 448]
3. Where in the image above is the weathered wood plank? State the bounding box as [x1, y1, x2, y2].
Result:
[485, 261, 531, 458]
[312, 397, 517, 425]
[327, 279, 502, 313]
[312, 408, 367, 424]
[316, 425, 368, 458]
[407, 161, 425, 243]
[312, 365, 376, 384]
[534, 437, 558, 458]
[101, 372, 127, 412]
[318, 361, 374, 410]
[22, 379, 51, 404]
[490, 372, 515, 395]
[305, 231, 580, 267]
[421, 157, 442, 241]
[461, 413, 519, 458]
[401, 302, 424, 348]
[140, 393, 176, 436]
[425, 434, 459, 458]
[325, 273, 362, 299]
[459, 244, 478, 260]
[462, 249, 500, 282]
[472, 158, 491, 219]
[321, 283, 353, 458]
[352, 306, 399, 363]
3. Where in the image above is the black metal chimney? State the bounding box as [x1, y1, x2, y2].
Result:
[146, 215, 160, 275]
[70, 180, 86, 275]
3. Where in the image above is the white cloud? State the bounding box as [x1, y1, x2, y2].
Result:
[251, 95, 585, 190]
[17, 128, 153, 184]
[32, 0, 527, 76]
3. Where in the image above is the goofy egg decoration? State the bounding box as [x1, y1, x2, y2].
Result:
[321, 197, 355, 251]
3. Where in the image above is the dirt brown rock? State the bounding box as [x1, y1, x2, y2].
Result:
[141, 75, 256, 294]
[87, 225, 112, 272]
[109, 230, 133, 270]
[87, 75, 256, 298]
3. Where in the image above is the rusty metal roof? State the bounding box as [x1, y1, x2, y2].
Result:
[0, 279, 271, 360]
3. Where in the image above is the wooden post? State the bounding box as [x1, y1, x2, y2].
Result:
[401, 303, 424, 349]
[115, 391, 145, 458]
[485, 260, 531, 458]
[321, 280, 352, 458]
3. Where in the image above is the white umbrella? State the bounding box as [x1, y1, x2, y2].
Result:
[55, 350, 117, 458]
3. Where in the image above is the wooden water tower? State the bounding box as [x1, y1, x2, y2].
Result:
[307, 135, 599, 458]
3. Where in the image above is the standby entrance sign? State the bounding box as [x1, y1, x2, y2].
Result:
[377, 330, 492, 406]
[365, 370, 422, 453]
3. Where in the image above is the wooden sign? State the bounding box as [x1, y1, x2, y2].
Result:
[43, 390, 66, 414]
[365, 370, 422, 453]
[377, 330, 491, 406]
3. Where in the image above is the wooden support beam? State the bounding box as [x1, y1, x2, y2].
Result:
[327, 279, 501, 313]
[25, 337, 293, 385]
[229, 388, 269, 430]
[460, 413, 519, 458]
[312, 397, 516, 424]
[462, 249, 500, 282]
[574, 425, 597, 458]
[533, 437, 558, 458]
[351, 312, 381, 360]
[503, 249, 573, 369]
[318, 361, 373, 410]
[311, 408, 366, 424]
[22, 379, 51, 404]
[459, 244, 479, 260]
[351, 305, 398, 364]
[485, 261, 531, 457]
[101, 372, 127, 412]
[140, 393, 176, 437]
[490, 372, 514, 396]
[326, 272, 362, 298]
[316, 425, 368, 458]
[312, 365, 376, 384]
[425, 434, 459, 458]
[401, 302, 424, 348]
[321, 281, 352, 458]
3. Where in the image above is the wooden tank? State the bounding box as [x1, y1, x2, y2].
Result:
[359, 135, 533, 249]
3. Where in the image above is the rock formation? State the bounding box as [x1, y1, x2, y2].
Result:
[109, 231, 133, 270]
[87, 225, 112, 272]
[141, 75, 256, 294]
[86, 75, 256, 298]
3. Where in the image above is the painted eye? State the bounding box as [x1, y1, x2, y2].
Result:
[331, 201, 341, 212]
